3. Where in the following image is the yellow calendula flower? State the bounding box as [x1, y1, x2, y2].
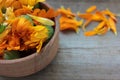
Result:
[19, 0, 45, 6]
[25, 25, 49, 52]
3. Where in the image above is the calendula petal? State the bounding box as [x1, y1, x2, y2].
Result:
[108, 18, 117, 35]
[86, 5, 97, 13]
[97, 26, 108, 35]
[19, 0, 45, 6]
[36, 0, 45, 2]
[36, 41, 43, 53]
[84, 30, 97, 36]
[82, 19, 92, 31]
[78, 13, 93, 20]
[102, 9, 117, 22]
[94, 21, 106, 31]
[58, 6, 75, 18]
[59, 17, 81, 33]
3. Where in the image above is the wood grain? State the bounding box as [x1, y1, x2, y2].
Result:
[1, 0, 120, 80]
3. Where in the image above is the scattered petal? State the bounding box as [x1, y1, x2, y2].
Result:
[86, 5, 97, 13]
[78, 6, 117, 36]
[84, 30, 97, 36]
[108, 17, 117, 35]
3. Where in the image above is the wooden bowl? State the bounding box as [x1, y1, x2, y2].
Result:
[0, 2, 59, 77]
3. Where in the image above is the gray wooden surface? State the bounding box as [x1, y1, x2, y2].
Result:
[1, 0, 120, 80]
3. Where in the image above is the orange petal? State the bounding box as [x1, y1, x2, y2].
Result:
[59, 17, 81, 33]
[78, 13, 93, 20]
[86, 5, 97, 13]
[82, 19, 92, 31]
[58, 7, 75, 18]
[102, 9, 117, 22]
[84, 30, 97, 36]
[0, 41, 7, 54]
[32, 9, 41, 16]
[97, 26, 108, 35]
[60, 23, 78, 32]
[95, 11, 107, 21]
[11, 1, 22, 9]
[38, 9, 47, 18]
[108, 18, 117, 35]
[94, 21, 106, 31]
[91, 13, 103, 21]
[7, 35, 20, 50]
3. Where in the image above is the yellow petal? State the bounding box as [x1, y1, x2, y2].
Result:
[86, 5, 97, 13]
[36, 41, 43, 53]
[19, 0, 45, 6]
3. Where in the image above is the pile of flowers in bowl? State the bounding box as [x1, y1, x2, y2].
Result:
[0, 0, 58, 60]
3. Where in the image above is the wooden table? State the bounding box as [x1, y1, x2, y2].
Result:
[1, 0, 120, 80]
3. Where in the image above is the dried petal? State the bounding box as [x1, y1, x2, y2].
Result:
[60, 17, 83, 33]
[86, 5, 97, 13]
[84, 30, 97, 36]
[97, 26, 108, 35]
[58, 7, 75, 18]
[108, 18, 117, 35]
[78, 13, 93, 20]
[19, 0, 45, 6]
[82, 19, 92, 31]
[102, 9, 117, 22]
[94, 21, 106, 31]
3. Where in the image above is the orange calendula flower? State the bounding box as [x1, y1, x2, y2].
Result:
[0, 0, 55, 58]
[3, 17, 34, 51]
[0, 17, 49, 54]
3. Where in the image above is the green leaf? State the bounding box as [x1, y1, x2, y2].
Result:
[21, 15, 34, 25]
[45, 26, 54, 39]
[3, 50, 20, 60]
[42, 26, 54, 47]
[0, 24, 6, 34]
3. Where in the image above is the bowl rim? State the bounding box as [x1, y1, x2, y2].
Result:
[0, 2, 59, 64]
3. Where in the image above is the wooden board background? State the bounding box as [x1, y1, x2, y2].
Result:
[1, 0, 120, 80]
